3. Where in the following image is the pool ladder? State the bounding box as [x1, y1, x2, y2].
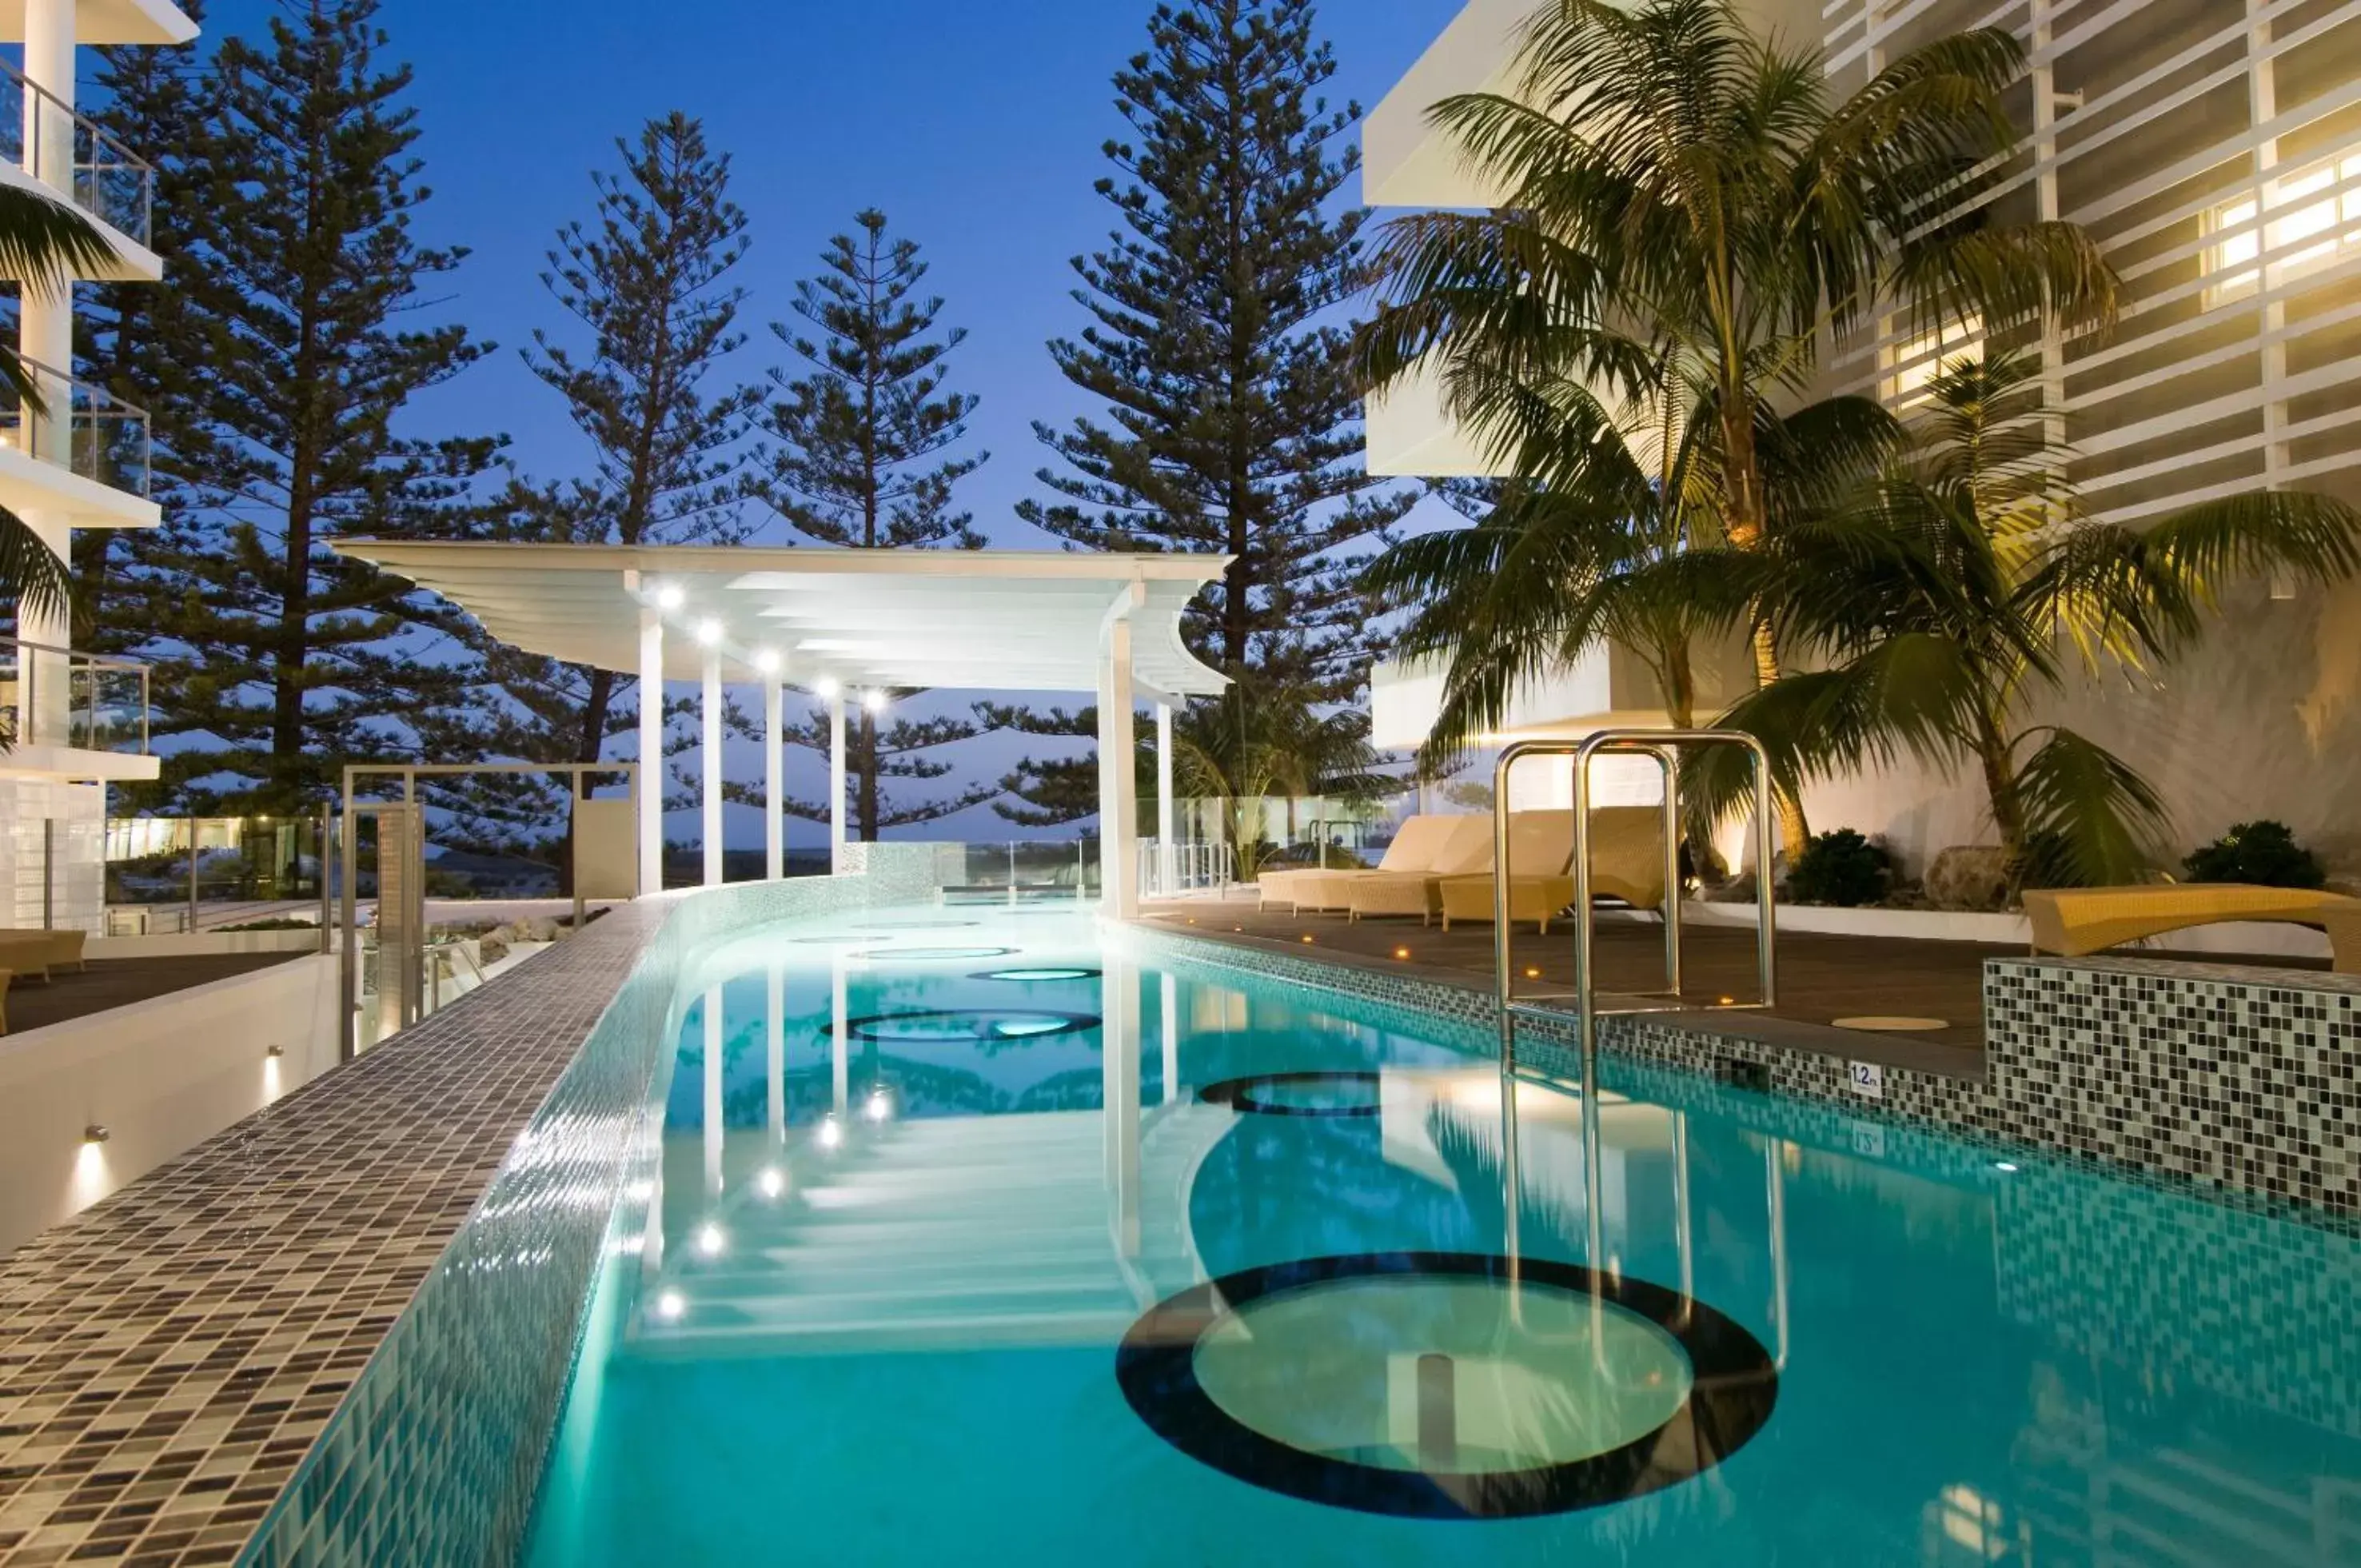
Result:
[1490, 729, 1781, 1092]
[1490, 731, 1784, 1324]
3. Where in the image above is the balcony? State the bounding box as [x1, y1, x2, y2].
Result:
[0, 632, 156, 782]
[0, 54, 158, 270]
[0, 358, 156, 526]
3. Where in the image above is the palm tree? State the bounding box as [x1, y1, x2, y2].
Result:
[0, 182, 122, 636]
[1709, 353, 2361, 890]
[1358, 0, 2116, 857]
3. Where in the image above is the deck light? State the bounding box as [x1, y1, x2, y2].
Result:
[654, 1289, 687, 1322]
[815, 676, 842, 700]
[1394, 948, 1411, 960]
[756, 648, 781, 675]
[1300, 934, 1315, 945]
[695, 619, 722, 647]
[1525, 968, 1541, 980]
[656, 585, 685, 611]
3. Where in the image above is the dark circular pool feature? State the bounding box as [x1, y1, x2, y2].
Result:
[1198, 1071, 1386, 1119]
[830, 1009, 1101, 1045]
[849, 946, 1018, 962]
[1115, 1251, 1777, 1520]
[972, 966, 1103, 983]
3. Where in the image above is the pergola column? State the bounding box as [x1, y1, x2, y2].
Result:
[701, 644, 724, 888]
[828, 689, 848, 873]
[637, 608, 664, 896]
[1155, 701, 1176, 897]
[763, 671, 784, 881]
[1097, 585, 1143, 919]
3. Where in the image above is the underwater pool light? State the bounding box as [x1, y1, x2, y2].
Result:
[756, 1167, 786, 1199]
[654, 1289, 687, 1323]
[818, 1115, 845, 1150]
[694, 1223, 727, 1258]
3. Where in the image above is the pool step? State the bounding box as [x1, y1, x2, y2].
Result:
[635, 1109, 1223, 1356]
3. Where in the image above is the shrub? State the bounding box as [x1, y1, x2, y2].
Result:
[1785, 829, 1894, 908]
[2183, 820, 2327, 889]
[217, 917, 319, 932]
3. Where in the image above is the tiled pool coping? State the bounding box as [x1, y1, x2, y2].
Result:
[0, 853, 941, 1568]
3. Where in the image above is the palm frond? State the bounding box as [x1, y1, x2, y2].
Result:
[2013, 726, 2168, 886]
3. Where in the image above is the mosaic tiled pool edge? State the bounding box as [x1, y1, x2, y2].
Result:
[1117, 922, 2361, 1229]
[0, 853, 942, 1568]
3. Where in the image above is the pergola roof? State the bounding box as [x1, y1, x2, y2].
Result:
[333, 541, 1234, 699]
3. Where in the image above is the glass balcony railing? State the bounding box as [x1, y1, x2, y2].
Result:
[0, 359, 153, 498]
[0, 634, 150, 754]
[0, 58, 154, 247]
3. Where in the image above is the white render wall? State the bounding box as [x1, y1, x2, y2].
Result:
[0, 953, 341, 1254]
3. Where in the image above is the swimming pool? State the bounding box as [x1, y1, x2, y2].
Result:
[522, 904, 2361, 1565]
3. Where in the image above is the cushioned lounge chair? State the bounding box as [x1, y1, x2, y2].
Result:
[0, 928, 87, 983]
[1342, 814, 1504, 924]
[1437, 807, 1669, 933]
[2022, 884, 2361, 959]
[1258, 815, 1456, 914]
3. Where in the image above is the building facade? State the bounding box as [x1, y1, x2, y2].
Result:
[2, 0, 190, 928]
[1364, 0, 2361, 875]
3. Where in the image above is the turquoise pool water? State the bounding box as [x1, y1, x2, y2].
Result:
[524, 906, 2361, 1565]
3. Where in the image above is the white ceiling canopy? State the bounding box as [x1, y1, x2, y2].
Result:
[333, 541, 1234, 700]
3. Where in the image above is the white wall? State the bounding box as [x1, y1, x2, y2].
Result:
[0, 954, 341, 1254]
[1793, 581, 2361, 880]
[0, 780, 103, 933]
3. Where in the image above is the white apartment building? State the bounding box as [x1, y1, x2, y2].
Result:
[1363, 0, 2361, 872]
[1, 0, 190, 928]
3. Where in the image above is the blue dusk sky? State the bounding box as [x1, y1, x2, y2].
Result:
[169, 0, 1471, 845]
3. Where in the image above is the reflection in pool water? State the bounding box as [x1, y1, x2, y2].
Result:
[526, 906, 2361, 1566]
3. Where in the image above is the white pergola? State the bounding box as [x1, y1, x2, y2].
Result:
[333, 541, 1233, 917]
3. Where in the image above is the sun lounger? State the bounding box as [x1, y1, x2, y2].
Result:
[1258, 815, 1458, 913]
[2324, 905, 2361, 976]
[1335, 816, 1502, 923]
[2022, 884, 2361, 959]
[0, 928, 87, 983]
[1264, 816, 1489, 915]
[1438, 807, 1669, 933]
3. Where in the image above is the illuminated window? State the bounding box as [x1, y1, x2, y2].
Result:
[2207, 154, 2361, 306]
[1880, 314, 1983, 409]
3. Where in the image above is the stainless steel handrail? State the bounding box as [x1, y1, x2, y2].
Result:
[1491, 728, 1779, 1325]
[1490, 729, 1779, 1094]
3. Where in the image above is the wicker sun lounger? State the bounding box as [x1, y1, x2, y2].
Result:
[2022, 884, 2361, 959]
[1437, 807, 1669, 933]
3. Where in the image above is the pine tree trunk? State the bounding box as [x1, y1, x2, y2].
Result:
[858, 708, 880, 842]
